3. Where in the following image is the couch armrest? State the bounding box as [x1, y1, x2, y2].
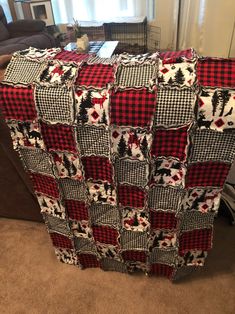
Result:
[7, 19, 46, 37]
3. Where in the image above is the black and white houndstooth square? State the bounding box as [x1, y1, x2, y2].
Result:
[35, 85, 74, 124]
[59, 178, 88, 201]
[120, 230, 148, 250]
[3, 57, 44, 86]
[74, 237, 97, 253]
[154, 88, 195, 127]
[44, 214, 71, 236]
[115, 159, 149, 187]
[149, 248, 177, 265]
[179, 211, 215, 231]
[115, 64, 157, 88]
[77, 125, 110, 157]
[19, 147, 54, 176]
[100, 258, 128, 273]
[190, 129, 235, 163]
[89, 203, 120, 227]
[148, 186, 184, 211]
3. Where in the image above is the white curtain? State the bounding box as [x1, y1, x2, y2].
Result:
[177, 0, 235, 57]
[51, 0, 149, 24]
[0, 0, 12, 22]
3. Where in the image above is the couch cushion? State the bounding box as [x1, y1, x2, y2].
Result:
[0, 43, 28, 55]
[0, 36, 28, 46]
[0, 20, 9, 41]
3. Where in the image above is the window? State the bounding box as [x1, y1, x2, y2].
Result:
[0, 0, 12, 22]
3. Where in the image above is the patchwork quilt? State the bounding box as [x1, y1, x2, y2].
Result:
[1, 47, 235, 281]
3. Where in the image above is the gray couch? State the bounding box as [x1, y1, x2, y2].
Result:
[0, 5, 56, 55]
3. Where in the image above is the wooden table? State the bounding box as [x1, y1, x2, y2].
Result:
[64, 41, 119, 58]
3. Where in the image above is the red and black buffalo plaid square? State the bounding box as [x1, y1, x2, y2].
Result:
[0, 85, 36, 121]
[40, 122, 77, 153]
[65, 199, 89, 221]
[197, 58, 235, 88]
[110, 88, 156, 127]
[54, 50, 90, 63]
[150, 211, 178, 230]
[150, 263, 174, 278]
[92, 225, 119, 246]
[81, 156, 113, 183]
[50, 232, 73, 249]
[76, 64, 114, 88]
[77, 253, 100, 268]
[122, 250, 147, 262]
[186, 162, 230, 188]
[118, 185, 146, 208]
[160, 48, 194, 62]
[151, 125, 189, 161]
[179, 228, 213, 255]
[29, 172, 59, 199]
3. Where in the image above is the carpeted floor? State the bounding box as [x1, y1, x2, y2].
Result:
[0, 216, 235, 314]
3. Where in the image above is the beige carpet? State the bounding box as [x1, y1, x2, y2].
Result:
[0, 216, 234, 314]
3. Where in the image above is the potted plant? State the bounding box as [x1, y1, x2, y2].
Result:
[73, 19, 89, 51]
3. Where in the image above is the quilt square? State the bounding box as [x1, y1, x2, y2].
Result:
[49, 232, 73, 249]
[52, 152, 83, 180]
[186, 162, 230, 188]
[59, 178, 87, 201]
[55, 248, 77, 265]
[8, 121, 45, 150]
[111, 126, 152, 161]
[179, 211, 215, 231]
[148, 186, 184, 211]
[100, 258, 128, 273]
[55, 51, 89, 63]
[181, 188, 221, 213]
[126, 261, 149, 273]
[16, 47, 61, 60]
[110, 88, 156, 127]
[154, 88, 195, 127]
[190, 129, 235, 163]
[70, 220, 92, 239]
[81, 156, 113, 183]
[197, 58, 235, 88]
[40, 122, 77, 153]
[179, 228, 213, 254]
[115, 159, 149, 187]
[75, 88, 110, 126]
[150, 211, 178, 230]
[151, 125, 189, 161]
[29, 172, 59, 199]
[77, 253, 100, 268]
[19, 147, 54, 176]
[121, 250, 147, 263]
[159, 48, 196, 61]
[77, 125, 109, 157]
[151, 158, 186, 188]
[38, 60, 78, 85]
[36, 193, 66, 219]
[118, 185, 146, 208]
[92, 225, 119, 245]
[115, 64, 157, 89]
[44, 214, 71, 236]
[89, 203, 120, 227]
[197, 88, 235, 131]
[149, 248, 176, 265]
[2, 56, 44, 85]
[150, 263, 174, 278]
[178, 250, 208, 267]
[149, 230, 177, 249]
[35, 85, 74, 124]
[87, 182, 116, 205]
[74, 237, 97, 253]
[76, 64, 114, 88]
[65, 199, 89, 221]
[158, 60, 196, 87]
[96, 243, 120, 260]
[0, 85, 37, 121]
[120, 230, 148, 250]
[122, 208, 150, 232]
